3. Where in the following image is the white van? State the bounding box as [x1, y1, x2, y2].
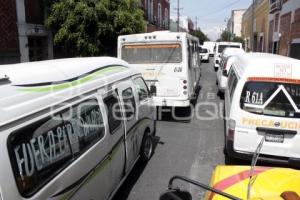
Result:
[0, 57, 156, 199]
[224, 53, 300, 166]
[217, 48, 245, 94]
[118, 31, 201, 107]
[214, 42, 242, 71]
[217, 55, 237, 95]
[203, 41, 216, 57]
[199, 46, 210, 63]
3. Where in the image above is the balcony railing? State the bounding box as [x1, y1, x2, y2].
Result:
[269, 0, 282, 13]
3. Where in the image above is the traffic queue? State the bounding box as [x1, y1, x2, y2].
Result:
[0, 31, 299, 200]
[207, 43, 300, 199]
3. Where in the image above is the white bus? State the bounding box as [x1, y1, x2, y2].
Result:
[118, 31, 201, 108]
[224, 53, 300, 166]
[0, 57, 156, 199]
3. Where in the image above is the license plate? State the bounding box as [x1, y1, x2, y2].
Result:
[265, 133, 284, 143]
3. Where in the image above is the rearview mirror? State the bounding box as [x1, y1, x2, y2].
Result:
[159, 189, 192, 200]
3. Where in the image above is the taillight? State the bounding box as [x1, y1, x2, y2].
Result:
[228, 119, 236, 141]
[182, 80, 187, 95]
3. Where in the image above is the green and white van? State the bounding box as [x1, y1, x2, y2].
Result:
[0, 57, 156, 199]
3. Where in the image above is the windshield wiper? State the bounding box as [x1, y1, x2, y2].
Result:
[247, 135, 266, 200]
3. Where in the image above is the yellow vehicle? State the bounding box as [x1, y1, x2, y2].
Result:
[160, 137, 300, 200]
[206, 165, 300, 200]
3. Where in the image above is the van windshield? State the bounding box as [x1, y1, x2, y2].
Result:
[240, 81, 300, 118]
[218, 45, 240, 53]
[121, 44, 182, 64]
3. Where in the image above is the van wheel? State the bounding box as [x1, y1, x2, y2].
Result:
[140, 131, 154, 162]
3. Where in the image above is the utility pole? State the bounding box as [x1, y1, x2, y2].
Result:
[195, 16, 198, 31]
[177, 0, 180, 32]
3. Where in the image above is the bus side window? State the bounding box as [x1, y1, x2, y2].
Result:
[104, 94, 122, 134]
[133, 77, 150, 101]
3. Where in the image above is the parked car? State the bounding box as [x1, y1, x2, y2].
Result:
[199, 47, 210, 63]
[0, 57, 156, 199]
[224, 53, 300, 166]
[213, 42, 242, 71]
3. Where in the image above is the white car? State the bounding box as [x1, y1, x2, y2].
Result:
[199, 47, 210, 63]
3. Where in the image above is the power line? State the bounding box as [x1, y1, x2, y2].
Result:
[191, 0, 241, 18]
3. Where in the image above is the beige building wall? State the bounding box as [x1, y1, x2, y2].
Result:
[242, 0, 269, 52]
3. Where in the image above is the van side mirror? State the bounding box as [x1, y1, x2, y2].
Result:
[159, 189, 192, 200]
[150, 85, 157, 96]
[222, 70, 228, 77]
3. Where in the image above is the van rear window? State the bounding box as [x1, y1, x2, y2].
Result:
[240, 81, 300, 118]
[9, 99, 104, 197]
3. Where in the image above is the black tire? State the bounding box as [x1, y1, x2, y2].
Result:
[140, 130, 154, 162]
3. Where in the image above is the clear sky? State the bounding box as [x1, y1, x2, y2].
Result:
[170, 0, 252, 41]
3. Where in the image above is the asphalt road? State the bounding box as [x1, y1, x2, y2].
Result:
[113, 58, 225, 200]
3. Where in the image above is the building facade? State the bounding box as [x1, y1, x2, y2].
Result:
[269, 0, 300, 59]
[141, 0, 170, 32]
[227, 9, 246, 37]
[0, 0, 53, 64]
[242, 0, 269, 52]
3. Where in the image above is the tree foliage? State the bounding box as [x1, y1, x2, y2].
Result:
[220, 31, 231, 42]
[45, 0, 145, 57]
[190, 29, 210, 45]
[219, 30, 245, 47]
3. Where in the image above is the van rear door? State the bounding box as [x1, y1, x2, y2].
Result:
[237, 80, 300, 156]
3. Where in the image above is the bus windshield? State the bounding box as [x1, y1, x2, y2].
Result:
[121, 44, 182, 64]
[218, 45, 240, 53]
[240, 81, 300, 118]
